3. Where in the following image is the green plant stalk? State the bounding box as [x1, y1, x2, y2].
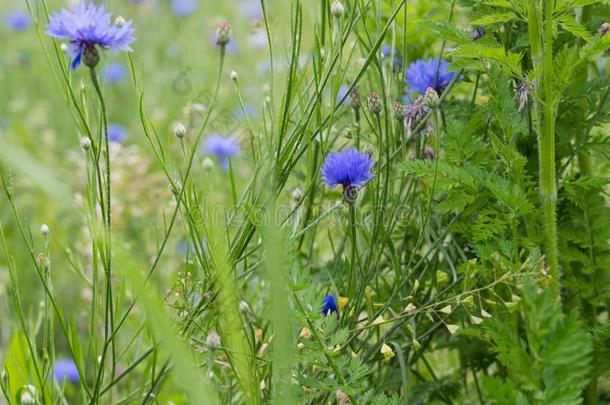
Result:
[527, 0, 559, 298]
[541, 0, 560, 297]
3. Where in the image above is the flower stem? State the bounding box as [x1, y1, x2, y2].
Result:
[89, 66, 116, 400]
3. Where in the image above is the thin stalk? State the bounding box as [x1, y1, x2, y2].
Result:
[89, 66, 116, 402]
[541, 0, 560, 297]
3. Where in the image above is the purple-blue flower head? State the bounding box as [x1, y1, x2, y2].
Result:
[5, 11, 31, 31]
[171, 0, 198, 17]
[46, 2, 135, 69]
[102, 62, 127, 84]
[405, 58, 457, 95]
[53, 359, 79, 383]
[322, 294, 338, 315]
[321, 148, 374, 189]
[108, 123, 127, 143]
[203, 134, 240, 170]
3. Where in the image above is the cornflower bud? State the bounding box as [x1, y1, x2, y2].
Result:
[393, 100, 405, 120]
[173, 122, 186, 139]
[330, 1, 345, 18]
[470, 26, 486, 41]
[215, 21, 232, 47]
[367, 91, 382, 115]
[81, 136, 91, 150]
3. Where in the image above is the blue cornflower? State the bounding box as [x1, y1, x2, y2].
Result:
[322, 148, 374, 189]
[46, 2, 135, 70]
[322, 294, 338, 315]
[322, 148, 374, 202]
[53, 359, 79, 384]
[171, 0, 198, 17]
[102, 62, 127, 84]
[5, 11, 31, 31]
[203, 134, 240, 171]
[108, 123, 128, 143]
[405, 58, 457, 95]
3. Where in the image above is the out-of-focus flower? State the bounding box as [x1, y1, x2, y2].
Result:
[108, 123, 128, 143]
[405, 58, 458, 95]
[202, 134, 240, 171]
[46, 3, 136, 69]
[241, 0, 263, 21]
[53, 359, 79, 383]
[5, 11, 31, 31]
[599, 22, 610, 36]
[102, 62, 127, 84]
[336, 84, 350, 106]
[171, 0, 198, 17]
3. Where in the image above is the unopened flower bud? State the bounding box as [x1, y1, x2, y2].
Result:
[114, 16, 126, 27]
[600, 22, 610, 36]
[330, 1, 345, 18]
[362, 143, 374, 156]
[292, 187, 303, 202]
[239, 300, 250, 312]
[215, 21, 232, 47]
[202, 157, 214, 171]
[40, 224, 49, 236]
[423, 87, 439, 108]
[230, 70, 238, 82]
[336, 389, 351, 403]
[19, 385, 37, 405]
[367, 91, 382, 115]
[393, 100, 405, 120]
[349, 86, 361, 110]
[173, 122, 186, 139]
[206, 330, 221, 350]
[60, 43, 69, 54]
[81, 136, 91, 150]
